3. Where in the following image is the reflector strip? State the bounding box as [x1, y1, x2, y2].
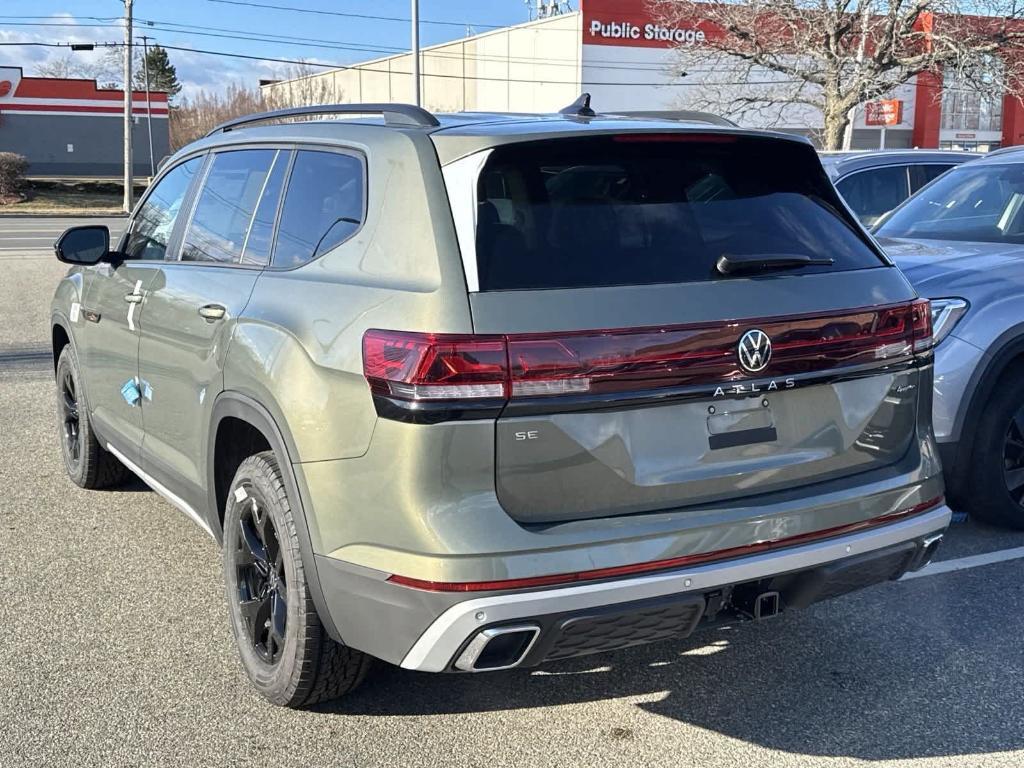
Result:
[386, 496, 945, 592]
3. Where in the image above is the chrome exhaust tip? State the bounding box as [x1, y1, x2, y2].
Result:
[454, 624, 541, 672]
[908, 532, 944, 572]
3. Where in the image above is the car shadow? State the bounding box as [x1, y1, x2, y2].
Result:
[317, 575, 1024, 761]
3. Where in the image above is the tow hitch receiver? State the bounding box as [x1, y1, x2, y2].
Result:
[753, 591, 781, 620]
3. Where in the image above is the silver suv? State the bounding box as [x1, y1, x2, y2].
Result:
[51, 100, 949, 707]
[876, 150, 1024, 529]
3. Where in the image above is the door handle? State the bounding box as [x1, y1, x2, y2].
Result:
[124, 293, 143, 304]
[198, 304, 227, 321]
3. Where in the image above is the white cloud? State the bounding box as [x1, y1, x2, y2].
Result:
[0, 13, 329, 99]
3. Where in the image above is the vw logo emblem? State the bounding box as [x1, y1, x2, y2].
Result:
[737, 329, 772, 373]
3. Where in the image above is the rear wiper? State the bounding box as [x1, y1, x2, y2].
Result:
[716, 252, 835, 275]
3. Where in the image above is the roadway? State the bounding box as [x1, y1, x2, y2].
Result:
[2, 217, 1024, 768]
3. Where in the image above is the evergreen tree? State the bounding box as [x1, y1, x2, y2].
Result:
[135, 45, 182, 101]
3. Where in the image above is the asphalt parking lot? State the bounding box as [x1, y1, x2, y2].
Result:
[3, 216, 1024, 768]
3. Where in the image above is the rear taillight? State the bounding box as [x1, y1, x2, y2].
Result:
[362, 331, 508, 401]
[363, 301, 931, 413]
[910, 298, 933, 352]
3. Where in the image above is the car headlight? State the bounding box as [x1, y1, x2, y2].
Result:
[930, 298, 969, 346]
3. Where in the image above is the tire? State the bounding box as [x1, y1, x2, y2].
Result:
[55, 345, 130, 489]
[966, 363, 1024, 529]
[223, 451, 372, 707]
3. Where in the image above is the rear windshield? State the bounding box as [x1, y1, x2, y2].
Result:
[474, 135, 883, 291]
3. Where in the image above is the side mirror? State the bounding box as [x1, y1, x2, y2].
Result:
[55, 225, 110, 265]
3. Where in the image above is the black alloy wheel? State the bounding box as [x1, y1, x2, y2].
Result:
[965, 362, 1024, 530]
[60, 367, 82, 470]
[235, 489, 288, 665]
[1003, 407, 1024, 508]
[224, 452, 372, 706]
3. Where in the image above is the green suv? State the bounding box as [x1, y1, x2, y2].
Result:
[51, 101, 950, 707]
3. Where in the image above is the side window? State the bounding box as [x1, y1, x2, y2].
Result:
[181, 149, 278, 264]
[123, 156, 201, 260]
[910, 163, 955, 193]
[240, 150, 290, 266]
[835, 165, 911, 227]
[273, 150, 364, 269]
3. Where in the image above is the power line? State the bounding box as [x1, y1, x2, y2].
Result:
[132, 20, 675, 72]
[0, 17, 714, 74]
[114, 41, 811, 88]
[204, 0, 506, 30]
[1, 16, 611, 66]
[0, 38, 815, 88]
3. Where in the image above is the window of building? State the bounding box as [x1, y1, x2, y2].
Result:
[941, 61, 1004, 133]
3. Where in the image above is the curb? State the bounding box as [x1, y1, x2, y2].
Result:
[0, 211, 127, 218]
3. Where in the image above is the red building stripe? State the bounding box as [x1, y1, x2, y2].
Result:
[0, 103, 169, 115]
[14, 76, 168, 103]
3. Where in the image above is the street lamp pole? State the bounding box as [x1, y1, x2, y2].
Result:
[122, 0, 134, 213]
[140, 35, 155, 178]
[411, 0, 420, 106]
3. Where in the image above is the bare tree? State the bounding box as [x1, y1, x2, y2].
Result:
[34, 55, 82, 79]
[652, 0, 1024, 148]
[168, 66, 339, 151]
[34, 48, 137, 89]
[260, 64, 340, 109]
[170, 83, 265, 150]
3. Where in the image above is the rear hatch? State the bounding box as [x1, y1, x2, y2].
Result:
[464, 131, 928, 524]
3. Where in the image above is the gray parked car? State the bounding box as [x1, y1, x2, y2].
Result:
[50, 101, 948, 707]
[821, 150, 977, 227]
[876, 149, 1024, 529]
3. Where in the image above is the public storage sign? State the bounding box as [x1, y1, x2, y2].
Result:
[583, 0, 717, 47]
[864, 100, 904, 126]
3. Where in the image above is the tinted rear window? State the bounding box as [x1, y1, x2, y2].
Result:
[475, 135, 883, 291]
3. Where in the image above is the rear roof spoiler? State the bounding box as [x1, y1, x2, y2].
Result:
[608, 110, 738, 127]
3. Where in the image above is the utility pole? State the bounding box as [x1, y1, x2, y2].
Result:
[411, 0, 420, 106]
[140, 35, 156, 178]
[122, 0, 134, 213]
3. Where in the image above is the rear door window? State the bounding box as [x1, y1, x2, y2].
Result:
[910, 163, 955, 192]
[272, 150, 364, 269]
[835, 166, 911, 227]
[180, 149, 279, 264]
[475, 135, 884, 291]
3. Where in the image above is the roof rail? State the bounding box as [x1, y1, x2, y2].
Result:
[609, 110, 738, 127]
[205, 103, 440, 137]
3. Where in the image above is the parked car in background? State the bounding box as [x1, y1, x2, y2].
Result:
[821, 150, 977, 227]
[875, 148, 1024, 529]
[50, 101, 949, 707]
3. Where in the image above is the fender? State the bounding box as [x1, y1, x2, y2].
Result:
[944, 324, 1024, 496]
[51, 311, 87, 395]
[207, 391, 345, 644]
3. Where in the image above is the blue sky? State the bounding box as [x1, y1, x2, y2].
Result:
[1, 0, 558, 99]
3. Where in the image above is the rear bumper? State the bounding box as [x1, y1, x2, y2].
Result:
[398, 503, 950, 672]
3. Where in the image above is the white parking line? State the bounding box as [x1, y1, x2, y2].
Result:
[902, 545, 1024, 580]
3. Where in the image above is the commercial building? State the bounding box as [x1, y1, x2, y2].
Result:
[262, 0, 1022, 152]
[0, 66, 170, 177]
